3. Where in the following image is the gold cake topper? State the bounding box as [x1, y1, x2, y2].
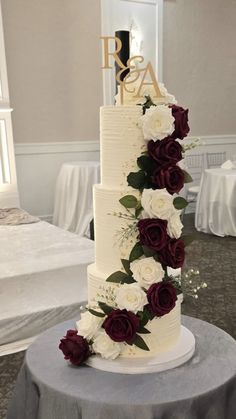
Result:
[101, 36, 164, 104]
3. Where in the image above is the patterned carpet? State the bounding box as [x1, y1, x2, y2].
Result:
[0, 214, 235, 418]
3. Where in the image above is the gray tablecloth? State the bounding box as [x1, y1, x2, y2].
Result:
[7, 316, 236, 419]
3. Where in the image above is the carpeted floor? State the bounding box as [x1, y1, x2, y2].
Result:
[0, 214, 235, 419]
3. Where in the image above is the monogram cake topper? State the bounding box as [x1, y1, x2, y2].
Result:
[101, 36, 164, 105]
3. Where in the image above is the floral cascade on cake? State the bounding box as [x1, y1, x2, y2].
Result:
[59, 83, 195, 366]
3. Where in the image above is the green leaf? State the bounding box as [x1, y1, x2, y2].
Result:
[137, 156, 156, 174]
[106, 271, 130, 283]
[106, 270, 136, 284]
[98, 302, 114, 315]
[182, 234, 198, 247]
[173, 197, 188, 210]
[127, 170, 146, 190]
[129, 242, 144, 262]
[183, 170, 193, 183]
[119, 195, 138, 209]
[88, 309, 106, 318]
[135, 206, 143, 218]
[138, 326, 151, 334]
[142, 245, 156, 258]
[121, 259, 132, 275]
[133, 334, 150, 351]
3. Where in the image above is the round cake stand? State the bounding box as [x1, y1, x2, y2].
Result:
[86, 326, 195, 374]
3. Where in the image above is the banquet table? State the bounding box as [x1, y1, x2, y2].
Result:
[195, 168, 236, 236]
[7, 316, 236, 419]
[53, 161, 100, 237]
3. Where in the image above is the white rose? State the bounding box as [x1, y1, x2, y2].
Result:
[115, 283, 147, 313]
[167, 211, 183, 239]
[93, 331, 122, 360]
[158, 83, 177, 105]
[141, 105, 175, 141]
[130, 257, 164, 289]
[141, 188, 174, 220]
[76, 311, 103, 340]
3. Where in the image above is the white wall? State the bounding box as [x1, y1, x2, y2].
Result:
[163, 0, 236, 136]
[1, 0, 103, 144]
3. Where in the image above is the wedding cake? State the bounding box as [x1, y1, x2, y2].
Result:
[59, 75, 195, 372]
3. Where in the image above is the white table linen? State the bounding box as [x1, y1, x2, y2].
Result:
[53, 161, 100, 237]
[195, 168, 236, 236]
[0, 221, 94, 354]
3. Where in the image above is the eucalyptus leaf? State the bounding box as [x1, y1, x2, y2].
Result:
[129, 242, 144, 262]
[127, 170, 146, 190]
[183, 170, 193, 183]
[138, 326, 151, 334]
[119, 195, 138, 209]
[88, 309, 105, 318]
[121, 259, 132, 275]
[137, 156, 156, 174]
[133, 334, 150, 351]
[173, 197, 188, 210]
[135, 206, 143, 218]
[142, 245, 156, 257]
[98, 302, 114, 315]
[106, 271, 130, 284]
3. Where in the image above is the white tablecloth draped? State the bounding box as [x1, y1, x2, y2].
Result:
[53, 161, 100, 237]
[195, 168, 236, 236]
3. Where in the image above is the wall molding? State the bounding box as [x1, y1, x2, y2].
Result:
[14, 134, 236, 157]
[15, 140, 100, 156]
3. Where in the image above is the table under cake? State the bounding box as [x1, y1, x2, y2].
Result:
[7, 315, 236, 419]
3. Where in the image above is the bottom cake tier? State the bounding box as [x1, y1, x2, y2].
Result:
[87, 263, 181, 358]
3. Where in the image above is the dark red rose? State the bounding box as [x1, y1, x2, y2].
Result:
[138, 218, 168, 251]
[103, 309, 140, 344]
[59, 329, 90, 366]
[148, 137, 183, 165]
[152, 164, 185, 195]
[170, 105, 190, 140]
[147, 281, 177, 317]
[159, 239, 185, 269]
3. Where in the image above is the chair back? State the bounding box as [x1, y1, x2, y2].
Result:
[184, 153, 205, 185]
[206, 152, 226, 168]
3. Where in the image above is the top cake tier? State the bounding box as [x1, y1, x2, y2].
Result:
[100, 106, 145, 189]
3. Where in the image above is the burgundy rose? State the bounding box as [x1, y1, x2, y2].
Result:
[59, 329, 90, 366]
[148, 137, 183, 165]
[170, 105, 190, 140]
[147, 281, 177, 317]
[103, 309, 139, 344]
[159, 239, 185, 269]
[152, 164, 185, 195]
[138, 218, 168, 251]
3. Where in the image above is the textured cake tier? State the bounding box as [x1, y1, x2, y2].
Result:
[100, 106, 144, 188]
[88, 263, 181, 357]
[93, 184, 139, 275]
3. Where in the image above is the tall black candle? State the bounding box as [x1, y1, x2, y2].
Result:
[115, 30, 130, 90]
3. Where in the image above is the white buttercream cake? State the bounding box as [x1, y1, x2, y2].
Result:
[87, 105, 181, 358]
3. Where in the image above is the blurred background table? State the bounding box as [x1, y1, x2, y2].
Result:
[53, 161, 100, 237]
[195, 168, 236, 236]
[7, 316, 236, 419]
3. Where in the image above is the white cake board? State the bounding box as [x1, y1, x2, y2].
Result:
[86, 326, 195, 374]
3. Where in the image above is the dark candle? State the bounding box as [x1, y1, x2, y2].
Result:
[115, 30, 130, 88]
